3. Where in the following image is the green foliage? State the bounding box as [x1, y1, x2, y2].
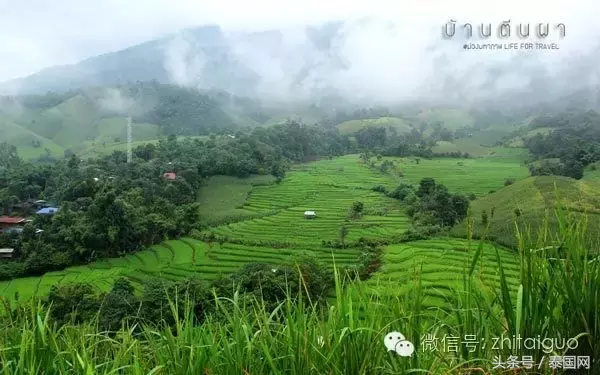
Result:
[203, 156, 409, 247]
[339, 225, 349, 248]
[212, 257, 334, 312]
[349, 201, 364, 219]
[0, 215, 597, 373]
[481, 210, 489, 226]
[335, 116, 412, 135]
[386, 183, 414, 200]
[46, 283, 101, 325]
[371, 184, 387, 193]
[98, 278, 137, 331]
[125, 81, 236, 136]
[139, 278, 208, 327]
[0, 121, 358, 280]
[396, 178, 469, 228]
[0, 262, 26, 281]
[0, 141, 21, 169]
[504, 178, 515, 186]
[524, 111, 600, 179]
[452, 175, 600, 248]
[356, 244, 383, 280]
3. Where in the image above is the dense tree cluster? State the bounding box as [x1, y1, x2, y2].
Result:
[388, 178, 469, 229]
[116, 81, 237, 136]
[524, 110, 600, 179]
[0, 81, 268, 143]
[352, 126, 438, 159]
[43, 256, 334, 330]
[0, 121, 356, 280]
[320, 107, 393, 127]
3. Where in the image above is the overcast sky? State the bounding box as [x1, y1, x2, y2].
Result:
[0, 0, 598, 82]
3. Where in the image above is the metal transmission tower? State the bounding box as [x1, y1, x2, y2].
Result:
[127, 117, 133, 163]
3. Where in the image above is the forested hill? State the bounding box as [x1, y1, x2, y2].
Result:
[0, 81, 264, 154]
[0, 120, 350, 280]
[514, 110, 600, 179]
[3, 20, 600, 113]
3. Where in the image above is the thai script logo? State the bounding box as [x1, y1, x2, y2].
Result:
[442, 20, 566, 39]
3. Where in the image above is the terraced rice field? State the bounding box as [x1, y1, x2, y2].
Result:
[206, 156, 409, 245]
[366, 237, 519, 306]
[0, 238, 359, 305]
[2, 153, 526, 305]
[197, 175, 277, 225]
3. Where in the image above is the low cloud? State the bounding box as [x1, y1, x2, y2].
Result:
[162, 11, 600, 110]
[96, 88, 137, 115]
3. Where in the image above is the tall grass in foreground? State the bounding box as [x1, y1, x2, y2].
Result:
[0, 210, 598, 374]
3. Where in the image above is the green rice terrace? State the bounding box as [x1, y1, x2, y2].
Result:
[0, 153, 531, 306]
[364, 238, 519, 306]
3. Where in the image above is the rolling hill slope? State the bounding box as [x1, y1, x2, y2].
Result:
[0, 118, 64, 158]
[413, 108, 475, 130]
[451, 175, 600, 248]
[0, 82, 247, 156]
[0, 154, 526, 307]
[336, 116, 412, 135]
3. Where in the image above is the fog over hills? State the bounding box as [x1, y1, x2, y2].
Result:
[1, 15, 600, 112]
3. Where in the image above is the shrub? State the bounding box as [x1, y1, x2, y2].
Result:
[387, 183, 414, 200]
[211, 259, 334, 312]
[46, 283, 102, 326]
[371, 185, 387, 193]
[481, 210, 489, 226]
[0, 261, 27, 281]
[356, 246, 383, 280]
[504, 178, 515, 186]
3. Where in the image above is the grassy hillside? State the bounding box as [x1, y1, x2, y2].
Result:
[413, 108, 475, 130]
[452, 175, 600, 248]
[0, 153, 530, 306]
[1, 215, 598, 374]
[33, 94, 100, 146]
[504, 126, 553, 147]
[0, 238, 359, 305]
[197, 175, 277, 225]
[0, 117, 64, 158]
[204, 156, 408, 246]
[584, 163, 600, 182]
[336, 116, 412, 135]
[374, 151, 529, 196]
[432, 139, 519, 157]
[0, 82, 254, 156]
[366, 237, 519, 306]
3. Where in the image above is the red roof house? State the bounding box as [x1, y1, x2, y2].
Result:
[0, 216, 26, 233]
[163, 172, 177, 181]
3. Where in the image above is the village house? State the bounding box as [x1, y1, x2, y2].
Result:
[0, 248, 15, 259]
[0, 216, 27, 234]
[163, 172, 177, 181]
[36, 207, 59, 216]
[3, 199, 49, 216]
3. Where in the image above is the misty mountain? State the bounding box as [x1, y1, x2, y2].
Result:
[0, 26, 235, 95]
[0, 81, 266, 159]
[2, 18, 600, 113]
[0, 23, 347, 101]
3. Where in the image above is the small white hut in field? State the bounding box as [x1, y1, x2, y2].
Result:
[304, 210, 317, 219]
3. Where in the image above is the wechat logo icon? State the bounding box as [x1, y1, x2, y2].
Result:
[384, 331, 415, 357]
